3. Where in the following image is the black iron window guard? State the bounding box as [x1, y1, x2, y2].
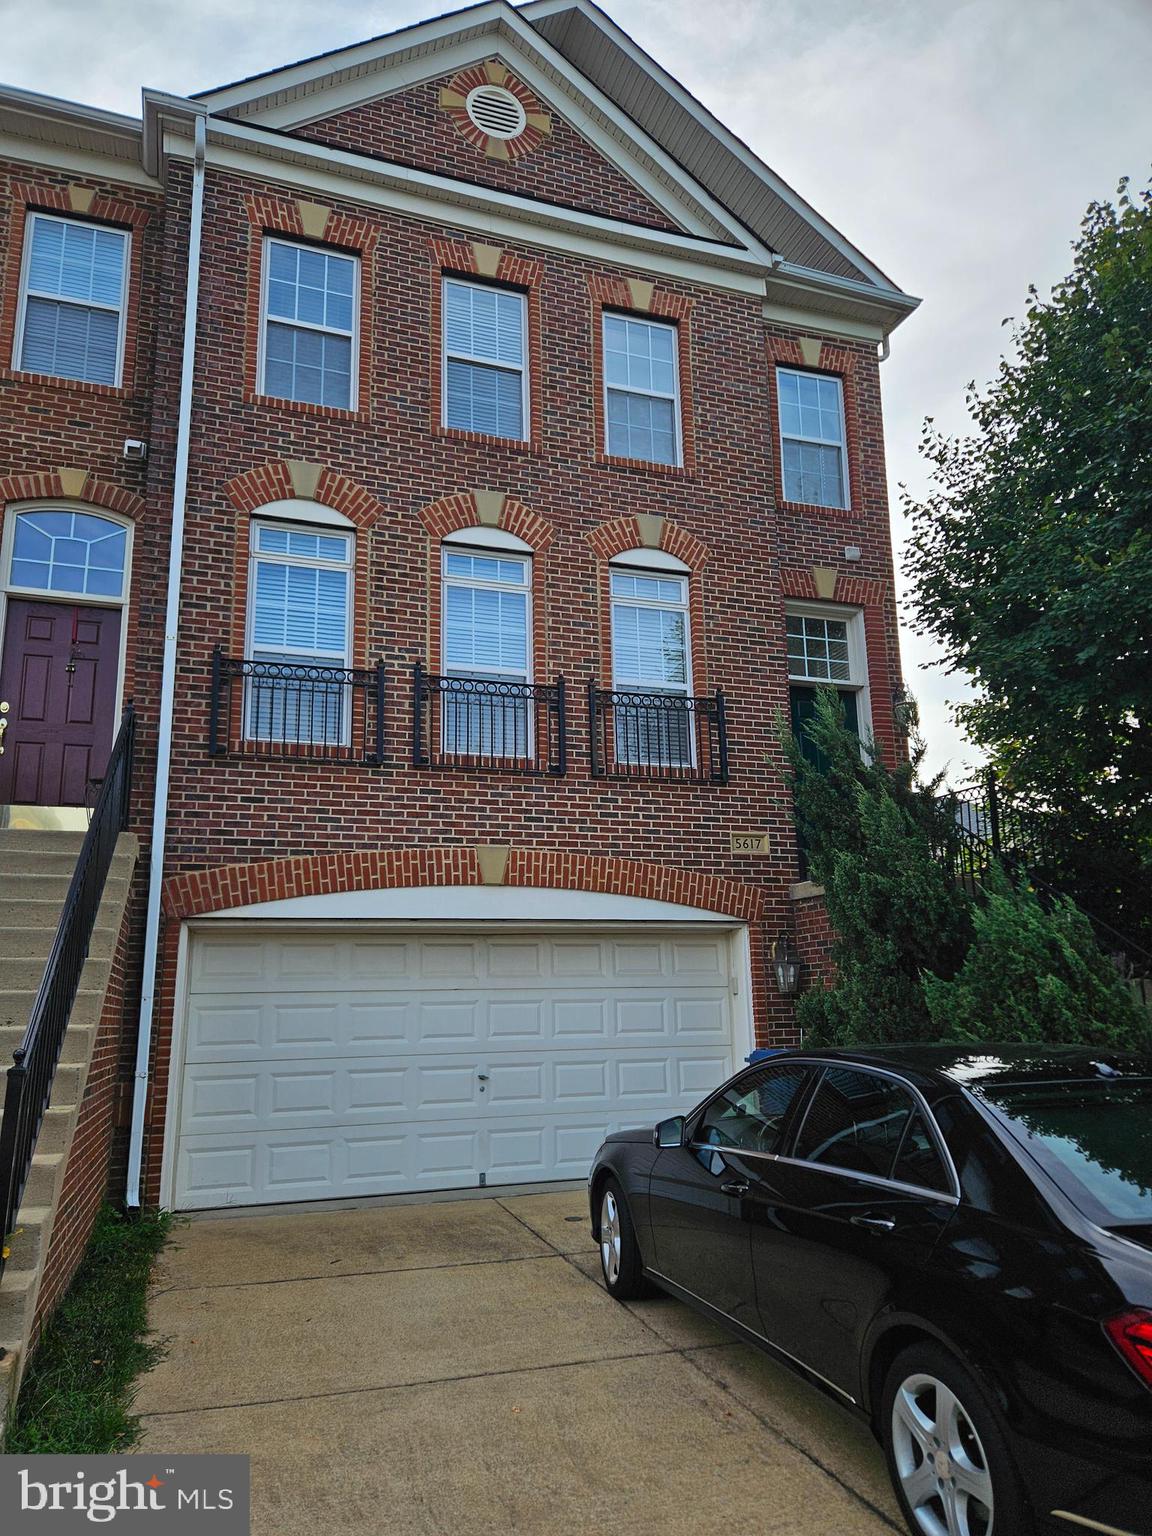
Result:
[209, 650, 385, 764]
[0, 706, 135, 1279]
[588, 683, 729, 784]
[412, 663, 567, 775]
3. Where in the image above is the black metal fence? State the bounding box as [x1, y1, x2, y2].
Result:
[412, 664, 567, 775]
[945, 769, 1050, 888]
[209, 651, 385, 764]
[588, 684, 729, 784]
[0, 706, 135, 1277]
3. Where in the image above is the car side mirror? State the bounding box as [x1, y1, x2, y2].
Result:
[654, 1115, 686, 1149]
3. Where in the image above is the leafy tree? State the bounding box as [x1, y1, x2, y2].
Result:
[903, 178, 1152, 863]
[790, 689, 971, 1045]
[923, 869, 1151, 1049]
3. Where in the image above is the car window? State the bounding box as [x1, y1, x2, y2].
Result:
[890, 1111, 952, 1194]
[694, 1064, 810, 1156]
[793, 1066, 917, 1180]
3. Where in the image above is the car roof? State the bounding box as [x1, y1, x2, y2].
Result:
[764, 1042, 1152, 1094]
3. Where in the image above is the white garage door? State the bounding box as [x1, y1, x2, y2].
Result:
[173, 928, 737, 1209]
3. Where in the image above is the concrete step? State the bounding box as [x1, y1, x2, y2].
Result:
[0, 1347, 19, 1445]
[28, 1106, 77, 1157]
[20, 1152, 64, 1208]
[0, 994, 102, 1038]
[0, 1268, 36, 1357]
[1, 850, 89, 877]
[1, 872, 128, 905]
[0, 955, 111, 995]
[5, 1208, 50, 1272]
[0, 924, 118, 963]
[0, 829, 87, 854]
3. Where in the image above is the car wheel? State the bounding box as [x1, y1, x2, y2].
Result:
[881, 1342, 1033, 1536]
[598, 1179, 652, 1300]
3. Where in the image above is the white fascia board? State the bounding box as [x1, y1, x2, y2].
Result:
[761, 301, 885, 344]
[247, 33, 724, 244]
[196, 885, 742, 923]
[163, 124, 770, 294]
[0, 83, 141, 136]
[0, 131, 160, 189]
[521, 0, 906, 296]
[192, 3, 772, 263]
[194, 2, 514, 114]
[766, 262, 920, 333]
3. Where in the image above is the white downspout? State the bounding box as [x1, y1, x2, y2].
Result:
[126, 107, 207, 1208]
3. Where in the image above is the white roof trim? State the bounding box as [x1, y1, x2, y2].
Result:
[521, 0, 903, 294]
[190, 2, 775, 263]
[162, 121, 772, 295]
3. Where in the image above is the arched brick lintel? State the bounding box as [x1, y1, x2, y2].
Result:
[162, 848, 765, 923]
[418, 491, 554, 553]
[223, 461, 385, 529]
[587, 514, 708, 570]
[0, 472, 146, 521]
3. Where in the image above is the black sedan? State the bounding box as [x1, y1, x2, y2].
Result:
[588, 1044, 1152, 1536]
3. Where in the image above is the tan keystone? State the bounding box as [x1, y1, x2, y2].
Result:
[485, 139, 510, 161]
[56, 467, 89, 497]
[439, 88, 467, 109]
[475, 844, 510, 885]
[525, 111, 552, 135]
[297, 201, 330, 240]
[799, 336, 823, 368]
[626, 279, 655, 312]
[472, 490, 506, 526]
[287, 461, 324, 499]
[635, 513, 664, 550]
[812, 566, 838, 600]
[68, 186, 95, 214]
[483, 59, 509, 85]
[471, 242, 503, 278]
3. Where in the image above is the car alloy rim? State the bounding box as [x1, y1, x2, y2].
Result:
[891, 1372, 994, 1536]
[600, 1190, 622, 1286]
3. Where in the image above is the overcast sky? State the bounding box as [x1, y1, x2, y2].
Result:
[4, 0, 1150, 781]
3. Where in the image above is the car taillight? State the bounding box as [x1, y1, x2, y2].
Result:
[1104, 1309, 1152, 1388]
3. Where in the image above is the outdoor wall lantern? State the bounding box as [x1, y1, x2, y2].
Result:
[892, 686, 919, 733]
[771, 936, 803, 998]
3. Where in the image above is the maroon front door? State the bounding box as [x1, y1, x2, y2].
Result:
[0, 599, 122, 806]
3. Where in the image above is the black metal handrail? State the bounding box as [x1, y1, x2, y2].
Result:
[0, 706, 135, 1274]
[944, 769, 1050, 888]
[588, 683, 729, 784]
[412, 663, 567, 775]
[209, 650, 385, 764]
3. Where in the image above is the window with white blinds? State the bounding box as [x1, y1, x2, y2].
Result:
[247, 522, 353, 745]
[777, 369, 848, 509]
[16, 214, 129, 386]
[610, 568, 692, 767]
[443, 278, 528, 440]
[261, 239, 358, 410]
[603, 314, 680, 465]
[442, 550, 530, 678]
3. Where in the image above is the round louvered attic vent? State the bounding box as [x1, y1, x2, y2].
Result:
[465, 85, 528, 140]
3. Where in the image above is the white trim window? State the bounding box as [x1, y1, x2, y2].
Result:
[442, 278, 528, 440]
[441, 546, 531, 756]
[7, 507, 128, 600]
[15, 213, 129, 386]
[610, 567, 692, 766]
[603, 313, 680, 465]
[261, 238, 358, 410]
[777, 368, 848, 509]
[785, 603, 870, 748]
[246, 521, 353, 744]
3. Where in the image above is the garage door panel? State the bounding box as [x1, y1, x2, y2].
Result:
[175, 930, 739, 1209]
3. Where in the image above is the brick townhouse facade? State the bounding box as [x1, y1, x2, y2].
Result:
[0, 0, 918, 1229]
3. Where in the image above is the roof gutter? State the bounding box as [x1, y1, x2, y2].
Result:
[126, 104, 207, 1209]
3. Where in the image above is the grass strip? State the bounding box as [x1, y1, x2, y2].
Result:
[5, 1205, 171, 1453]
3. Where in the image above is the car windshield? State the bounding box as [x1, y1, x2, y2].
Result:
[982, 1076, 1152, 1227]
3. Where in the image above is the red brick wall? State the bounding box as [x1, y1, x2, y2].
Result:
[31, 871, 139, 1336]
[293, 65, 685, 234]
[125, 156, 905, 1200]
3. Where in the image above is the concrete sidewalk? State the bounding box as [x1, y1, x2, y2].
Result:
[135, 1192, 900, 1535]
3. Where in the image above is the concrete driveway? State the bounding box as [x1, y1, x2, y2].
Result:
[135, 1191, 901, 1535]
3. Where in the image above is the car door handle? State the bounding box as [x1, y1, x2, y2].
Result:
[850, 1214, 896, 1233]
[720, 1181, 749, 1197]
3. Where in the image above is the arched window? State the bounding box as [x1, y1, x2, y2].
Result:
[440, 527, 532, 759]
[607, 548, 692, 768]
[7, 507, 128, 600]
